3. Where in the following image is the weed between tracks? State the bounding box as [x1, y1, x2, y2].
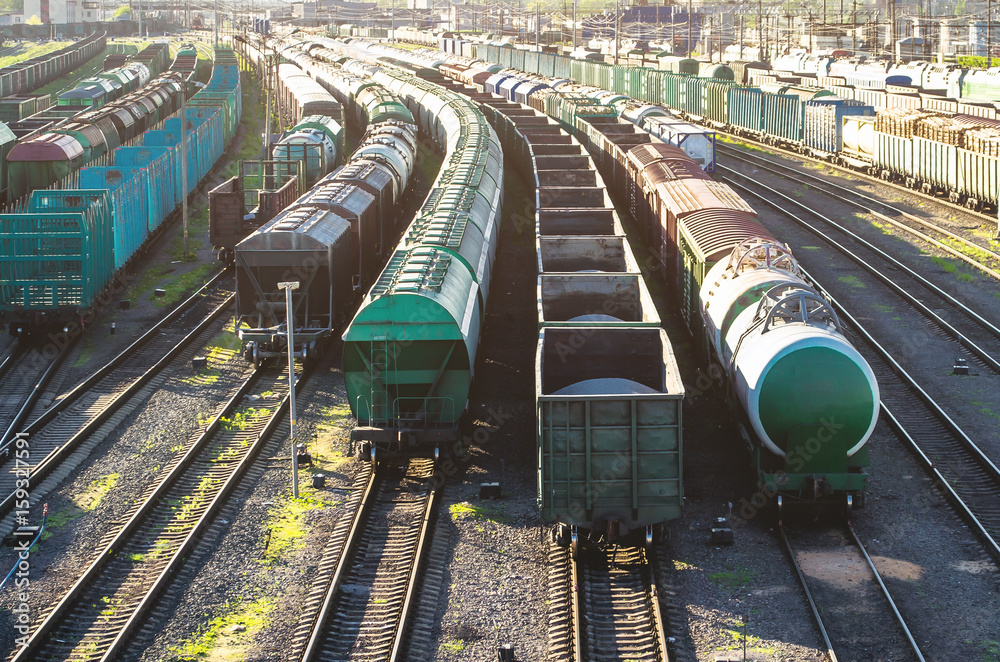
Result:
[39, 473, 119, 542]
[838, 275, 867, 289]
[708, 567, 756, 592]
[261, 493, 340, 565]
[167, 596, 276, 661]
[931, 255, 976, 282]
[449, 502, 509, 523]
[181, 330, 243, 387]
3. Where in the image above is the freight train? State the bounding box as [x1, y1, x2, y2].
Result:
[0, 47, 242, 336]
[483, 84, 684, 547]
[463, 42, 1000, 214]
[0, 31, 106, 99]
[370, 37, 880, 514]
[228, 37, 419, 372]
[208, 38, 414, 262]
[232, 118, 419, 366]
[297, 38, 504, 460]
[5, 42, 184, 201]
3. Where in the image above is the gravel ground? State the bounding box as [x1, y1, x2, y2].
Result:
[425, 171, 548, 662]
[126, 351, 356, 662]
[103, 108, 454, 661]
[0, 67, 258, 657]
[9, 79, 1000, 662]
[674, 141, 1000, 661]
[725, 146, 1000, 464]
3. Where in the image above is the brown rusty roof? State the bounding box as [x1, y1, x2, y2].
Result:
[655, 179, 757, 217]
[679, 208, 775, 264]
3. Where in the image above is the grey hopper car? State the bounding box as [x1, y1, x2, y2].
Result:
[235, 206, 354, 365]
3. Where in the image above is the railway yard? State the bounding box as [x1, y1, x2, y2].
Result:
[0, 25, 999, 662]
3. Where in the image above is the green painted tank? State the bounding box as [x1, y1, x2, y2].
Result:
[343, 245, 482, 448]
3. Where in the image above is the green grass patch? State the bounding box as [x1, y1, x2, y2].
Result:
[958, 272, 975, 282]
[449, 501, 509, 523]
[154, 263, 215, 309]
[719, 628, 778, 655]
[73, 473, 119, 511]
[940, 236, 999, 268]
[73, 337, 95, 368]
[0, 41, 70, 68]
[716, 133, 766, 152]
[979, 639, 1000, 662]
[220, 407, 272, 432]
[800, 246, 821, 250]
[932, 256, 957, 273]
[168, 228, 205, 263]
[838, 275, 866, 289]
[441, 639, 466, 652]
[261, 493, 338, 564]
[181, 330, 243, 386]
[872, 304, 894, 313]
[870, 219, 894, 235]
[222, 71, 266, 180]
[709, 568, 755, 590]
[167, 596, 275, 661]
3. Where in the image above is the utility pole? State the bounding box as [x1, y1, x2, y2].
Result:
[278, 281, 301, 499]
[181, 85, 188, 258]
[687, 0, 692, 57]
[535, 2, 539, 49]
[758, 0, 763, 60]
[990, 0, 994, 68]
[853, 0, 857, 52]
[740, 14, 744, 59]
[573, 0, 577, 49]
[615, 0, 621, 64]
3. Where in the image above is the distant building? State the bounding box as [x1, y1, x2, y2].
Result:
[0, 12, 25, 24]
[23, 0, 101, 23]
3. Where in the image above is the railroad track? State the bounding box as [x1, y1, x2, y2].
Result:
[298, 455, 439, 662]
[10, 358, 308, 661]
[0, 336, 77, 451]
[718, 168, 1000, 560]
[0, 269, 232, 528]
[802, 272, 1000, 564]
[780, 523, 925, 662]
[721, 169, 1000, 376]
[718, 143, 1000, 280]
[709, 123, 1000, 229]
[548, 543, 669, 662]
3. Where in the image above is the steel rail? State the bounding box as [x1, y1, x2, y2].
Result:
[300, 466, 380, 661]
[716, 142, 1000, 276]
[0, 273, 233, 521]
[300, 458, 438, 662]
[0, 337, 77, 450]
[710, 123, 999, 227]
[724, 173, 1000, 375]
[846, 525, 925, 658]
[570, 550, 584, 662]
[779, 524, 926, 662]
[0, 339, 19, 381]
[0, 266, 229, 458]
[11, 358, 312, 661]
[804, 269, 1000, 563]
[571, 546, 669, 662]
[777, 526, 838, 662]
[390, 479, 439, 662]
